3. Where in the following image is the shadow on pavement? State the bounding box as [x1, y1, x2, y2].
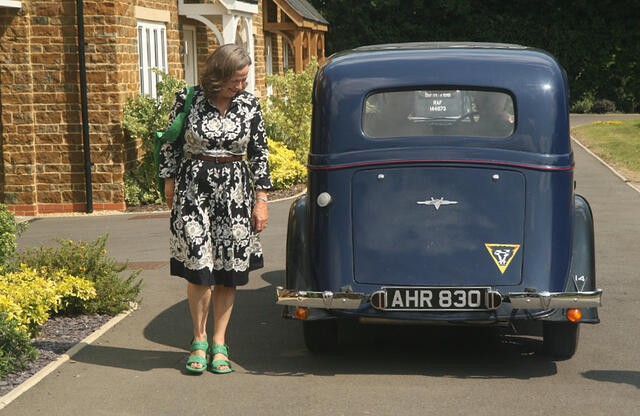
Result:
[72, 345, 186, 372]
[73, 270, 560, 379]
[582, 370, 640, 389]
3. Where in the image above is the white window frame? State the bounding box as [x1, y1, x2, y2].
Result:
[0, 1, 22, 8]
[137, 20, 168, 98]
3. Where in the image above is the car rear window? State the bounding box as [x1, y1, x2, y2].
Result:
[363, 89, 515, 138]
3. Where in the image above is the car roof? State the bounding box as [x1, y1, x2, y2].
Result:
[352, 41, 529, 52]
[329, 42, 548, 63]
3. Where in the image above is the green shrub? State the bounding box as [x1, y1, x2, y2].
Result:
[0, 204, 27, 267]
[268, 139, 307, 189]
[124, 166, 161, 207]
[261, 59, 319, 163]
[122, 70, 186, 206]
[10, 235, 142, 315]
[0, 266, 96, 336]
[570, 92, 595, 114]
[0, 313, 37, 379]
[591, 99, 616, 114]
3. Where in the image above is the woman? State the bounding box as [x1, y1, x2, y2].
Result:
[159, 44, 271, 374]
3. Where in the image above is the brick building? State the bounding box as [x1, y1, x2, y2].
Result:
[0, 0, 327, 216]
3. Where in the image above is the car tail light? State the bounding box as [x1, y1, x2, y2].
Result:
[370, 291, 386, 309]
[294, 307, 309, 320]
[567, 308, 582, 322]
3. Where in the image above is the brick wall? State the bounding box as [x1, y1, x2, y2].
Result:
[253, 0, 266, 97]
[0, 0, 179, 215]
[1, 5, 36, 214]
[0, 0, 272, 216]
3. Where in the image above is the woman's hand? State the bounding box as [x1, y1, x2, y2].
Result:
[251, 192, 268, 233]
[164, 178, 175, 210]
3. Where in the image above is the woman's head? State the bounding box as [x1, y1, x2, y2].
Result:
[201, 44, 252, 100]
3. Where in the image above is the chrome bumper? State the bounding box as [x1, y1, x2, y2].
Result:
[507, 290, 602, 309]
[276, 287, 364, 309]
[276, 287, 602, 310]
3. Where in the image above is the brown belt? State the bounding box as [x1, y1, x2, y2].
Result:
[185, 154, 243, 163]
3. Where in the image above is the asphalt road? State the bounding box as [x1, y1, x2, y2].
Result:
[3, 116, 639, 415]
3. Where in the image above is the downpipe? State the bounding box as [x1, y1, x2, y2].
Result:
[76, 0, 93, 213]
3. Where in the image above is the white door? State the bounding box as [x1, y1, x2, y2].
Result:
[182, 26, 197, 86]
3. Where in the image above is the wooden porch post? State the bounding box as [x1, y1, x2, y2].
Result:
[294, 30, 303, 72]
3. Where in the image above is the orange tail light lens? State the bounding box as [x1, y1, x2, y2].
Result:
[567, 308, 582, 322]
[294, 307, 309, 320]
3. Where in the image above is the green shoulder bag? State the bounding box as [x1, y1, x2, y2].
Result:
[154, 86, 195, 201]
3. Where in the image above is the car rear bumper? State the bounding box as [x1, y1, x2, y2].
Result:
[276, 286, 602, 310]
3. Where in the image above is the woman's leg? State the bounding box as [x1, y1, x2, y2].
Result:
[211, 285, 236, 371]
[187, 282, 212, 370]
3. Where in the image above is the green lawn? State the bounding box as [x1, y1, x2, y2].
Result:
[571, 119, 640, 182]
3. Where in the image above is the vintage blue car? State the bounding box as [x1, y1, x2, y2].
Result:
[276, 42, 602, 359]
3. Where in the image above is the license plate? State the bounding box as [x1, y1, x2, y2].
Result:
[381, 287, 491, 311]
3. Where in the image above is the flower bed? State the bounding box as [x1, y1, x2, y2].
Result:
[0, 204, 142, 384]
[0, 314, 112, 397]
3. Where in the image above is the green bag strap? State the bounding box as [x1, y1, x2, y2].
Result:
[154, 86, 195, 201]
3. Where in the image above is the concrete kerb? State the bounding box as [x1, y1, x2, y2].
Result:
[571, 136, 640, 194]
[0, 308, 135, 410]
[1, 189, 307, 409]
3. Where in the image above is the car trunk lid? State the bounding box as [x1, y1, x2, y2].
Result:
[352, 166, 525, 286]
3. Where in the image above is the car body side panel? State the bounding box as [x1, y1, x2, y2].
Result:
[543, 194, 599, 323]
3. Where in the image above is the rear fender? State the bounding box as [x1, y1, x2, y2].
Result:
[286, 195, 312, 290]
[284, 195, 333, 320]
[543, 194, 599, 323]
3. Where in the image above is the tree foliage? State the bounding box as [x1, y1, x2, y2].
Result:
[311, 0, 640, 112]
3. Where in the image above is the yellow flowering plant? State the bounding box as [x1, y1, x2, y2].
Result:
[0, 265, 96, 337]
[268, 139, 307, 189]
[9, 234, 141, 315]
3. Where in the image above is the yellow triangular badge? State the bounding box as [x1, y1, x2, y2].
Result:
[485, 244, 520, 274]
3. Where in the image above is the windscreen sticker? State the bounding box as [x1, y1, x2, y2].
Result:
[485, 244, 520, 274]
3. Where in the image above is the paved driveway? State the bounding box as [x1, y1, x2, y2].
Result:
[3, 116, 639, 415]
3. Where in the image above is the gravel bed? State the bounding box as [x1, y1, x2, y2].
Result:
[0, 314, 112, 398]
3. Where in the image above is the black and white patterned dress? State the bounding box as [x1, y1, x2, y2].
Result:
[159, 86, 271, 287]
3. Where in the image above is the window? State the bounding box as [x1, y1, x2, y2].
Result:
[363, 89, 515, 138]
[137, 20, 167, 98]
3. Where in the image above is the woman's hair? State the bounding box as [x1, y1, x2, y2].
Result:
[200, 44, 252, 100]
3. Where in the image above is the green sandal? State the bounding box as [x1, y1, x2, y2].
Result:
[186, 338, 209, 374]
[209, 344, 232, 374]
